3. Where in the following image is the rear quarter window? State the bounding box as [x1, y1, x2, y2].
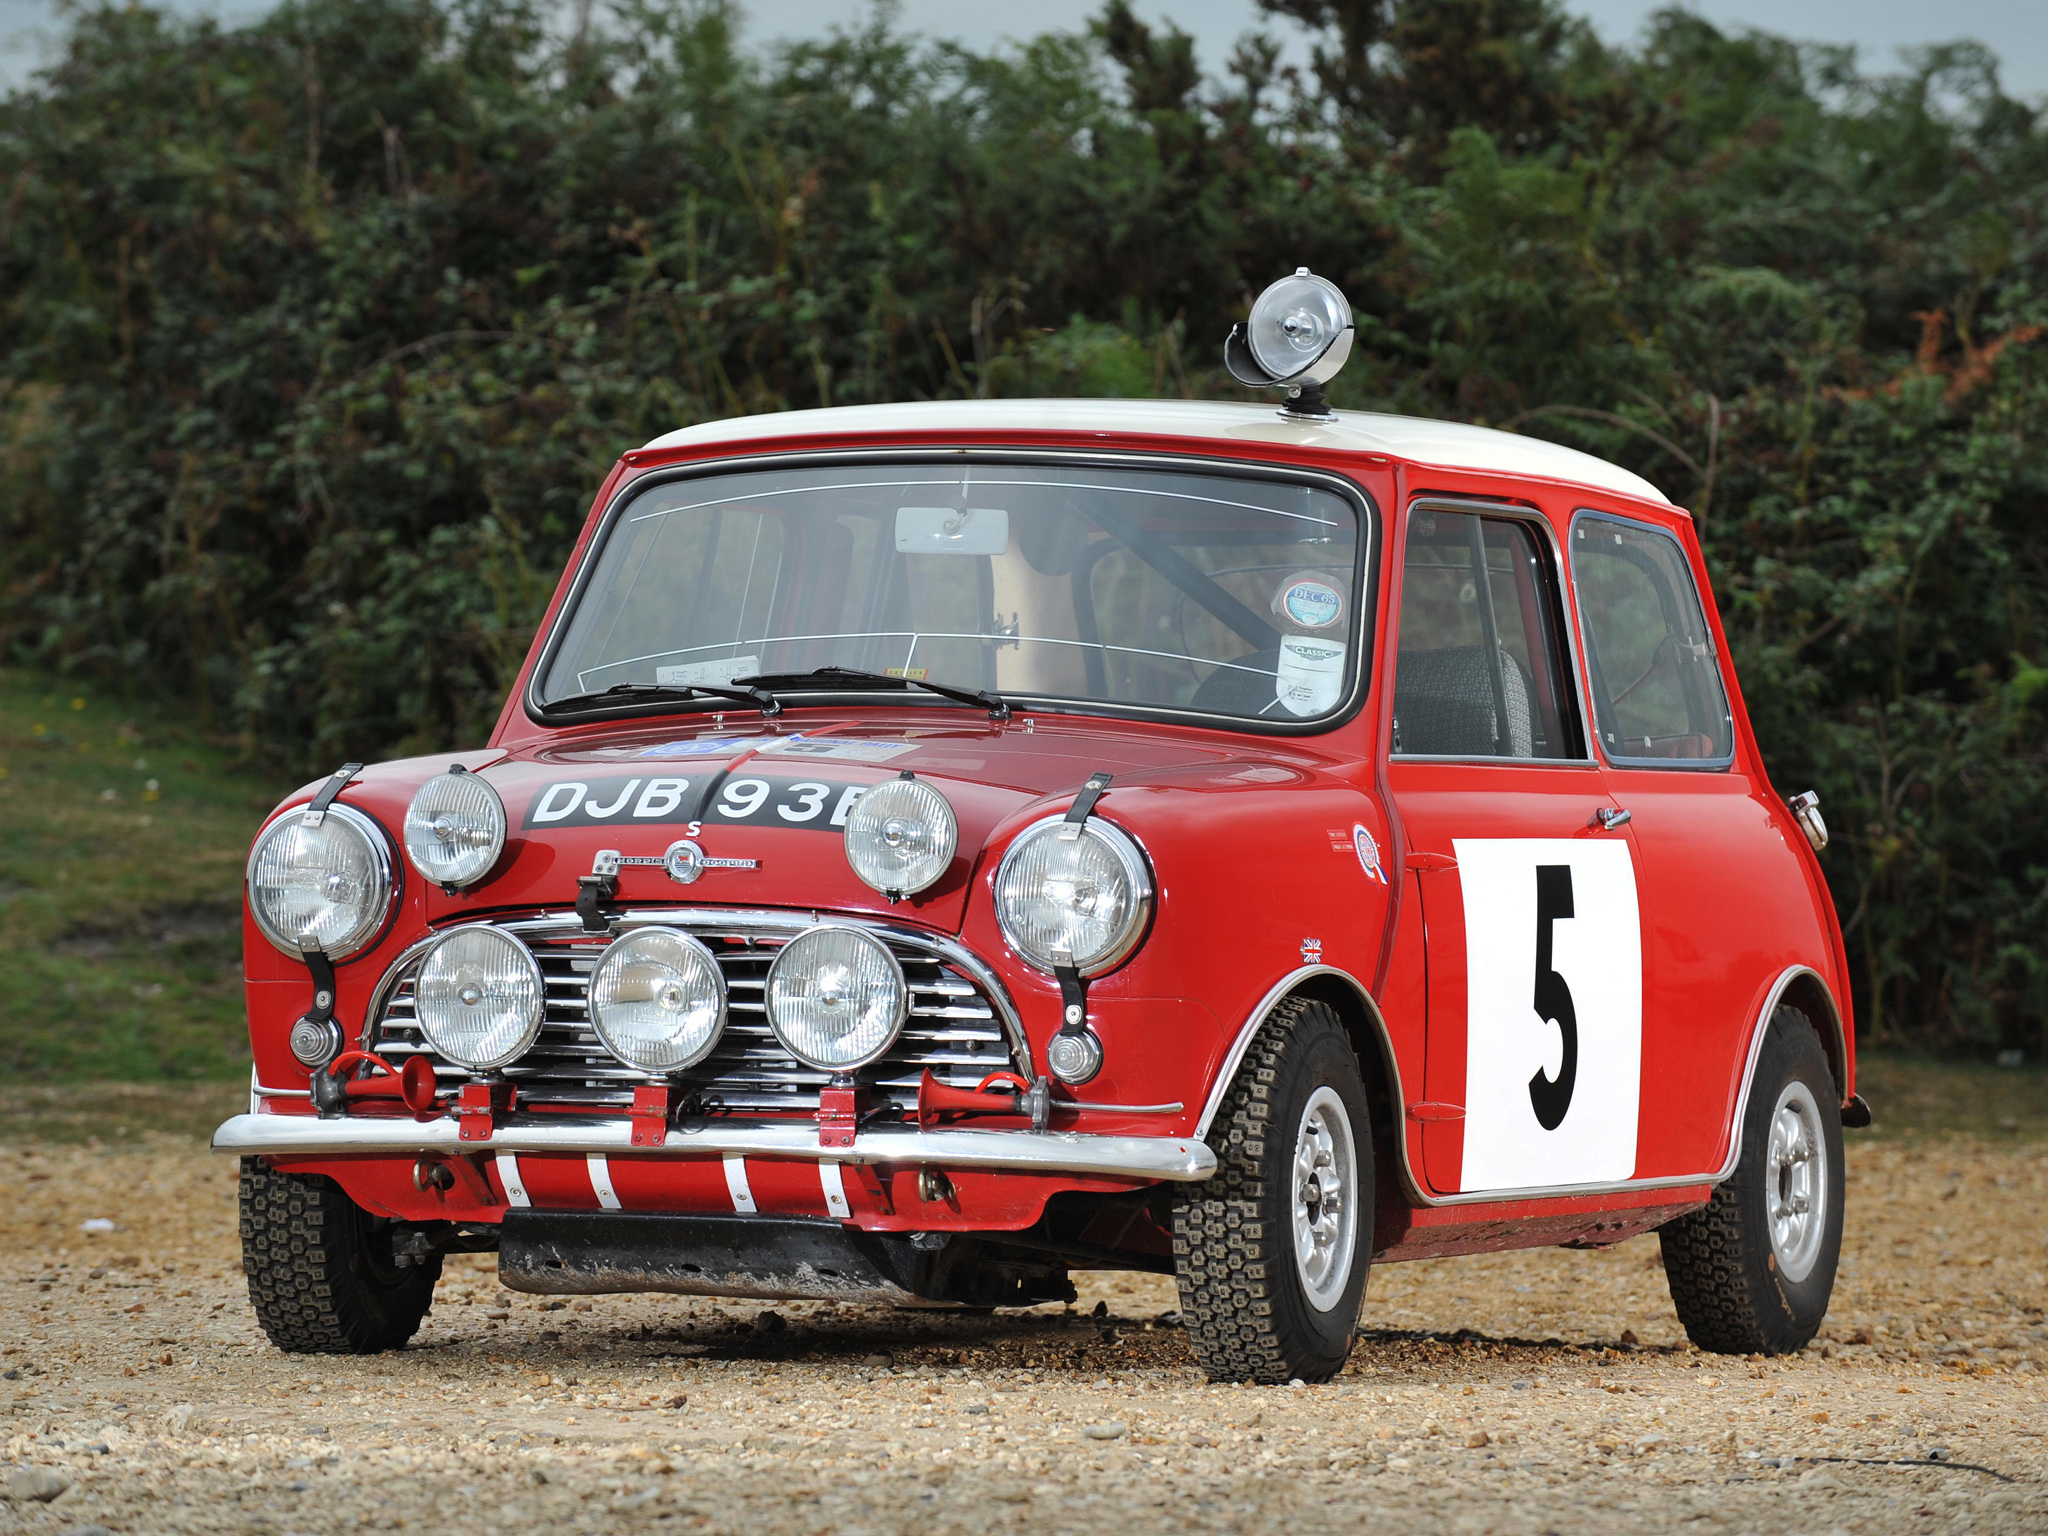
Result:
[1570, 514, 1734, 767]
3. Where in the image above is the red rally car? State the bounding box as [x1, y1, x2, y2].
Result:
[215, 271, 1865, 1384]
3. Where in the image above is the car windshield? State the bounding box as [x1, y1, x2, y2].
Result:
[536, 460, 1368, 724]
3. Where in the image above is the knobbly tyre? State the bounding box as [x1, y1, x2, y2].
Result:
[217, 269, 1866, 1382]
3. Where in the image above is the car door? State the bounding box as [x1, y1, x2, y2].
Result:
[1384, 505, 1638, 1204]
[1383, 499, 1643, 1197]
[1567, 510, 1831, 1179]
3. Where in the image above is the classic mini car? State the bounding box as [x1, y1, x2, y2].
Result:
[215, 270, 1865, 1383]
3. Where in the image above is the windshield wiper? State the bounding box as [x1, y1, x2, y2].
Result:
[542, 682, 782, 717]
[734, 666, 1010, 722]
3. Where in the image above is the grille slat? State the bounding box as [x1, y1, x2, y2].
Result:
[371, 915, 1024, 1117]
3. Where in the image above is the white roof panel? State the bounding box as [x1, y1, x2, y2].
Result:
[640, 398, 1673, 505]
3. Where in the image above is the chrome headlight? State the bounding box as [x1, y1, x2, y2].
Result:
[413, 925, 544, 1071]
[403, 769, 507, 889]
[994, 816, 1153, 976]
[764, 925, 906, 1071]
[589, 927, 726, 1074]
[844, 776, 957, 896]
[246, 803, 395, 960]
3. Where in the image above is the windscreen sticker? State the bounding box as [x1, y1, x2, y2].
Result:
[654, 656, 761, 688]
[1273, 573, 1345, 630]
[1451, 838, 1642, 1192]
[754, 734, 917, 764]
[522, 773, 869, 831]
[635, 737, 755, 759]
[1274, 636, 1347, 716]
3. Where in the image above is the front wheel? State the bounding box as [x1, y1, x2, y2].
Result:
[1172, 998, 1372, 1384]
[1659, 1007, 1845, 1354]
[239, 1157, 441, 1354]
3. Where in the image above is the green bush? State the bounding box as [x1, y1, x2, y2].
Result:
[2, 0, 2045, 1057]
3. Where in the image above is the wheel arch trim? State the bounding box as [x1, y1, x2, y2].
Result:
[1195, 967, 1404, 1144]
[1714, 964, 1850, 1183]
[1195, 965, 1433, 1202]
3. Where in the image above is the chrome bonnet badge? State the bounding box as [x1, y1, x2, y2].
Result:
[592, 841, 762, 886]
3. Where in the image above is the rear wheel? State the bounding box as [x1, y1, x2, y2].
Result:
[239, 1157, 440, 1354]
[1659, 1008, 1844, 1354]
[1172, 998, 1372, 1384]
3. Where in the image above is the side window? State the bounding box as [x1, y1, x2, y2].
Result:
[1393, 507, 1582, 759]
[1571, 515, 1734, 765]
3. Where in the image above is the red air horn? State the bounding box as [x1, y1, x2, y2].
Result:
[323, 1050, 440, 1113]
[916, 1069, 1048, 1129]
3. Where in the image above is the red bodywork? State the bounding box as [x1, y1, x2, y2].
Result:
[236, 417, 1854, 1269]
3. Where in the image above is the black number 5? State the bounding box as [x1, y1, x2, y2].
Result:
[1529, 864, 1579, 1130]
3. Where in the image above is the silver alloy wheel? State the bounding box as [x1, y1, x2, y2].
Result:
[1765, 1079, 1828, 1283]
[1291, 1085, 1359, 1311]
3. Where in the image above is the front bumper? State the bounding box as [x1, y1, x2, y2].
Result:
[211, 1112, 1216, 1182]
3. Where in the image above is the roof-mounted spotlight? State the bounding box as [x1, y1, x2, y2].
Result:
[1224, 267, 1355, 423]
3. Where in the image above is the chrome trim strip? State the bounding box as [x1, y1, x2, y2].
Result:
[1195, 966, 1432, 1202]
[1714, 964, 1846, 1171]
[208, 1113, 1216, 1181]
[1390, 496, 1598, 767]
[360, 931, 449, 1050]
[252, 1086, 314, 1100]
[1198, 963, 1826, 1210]
[1411, 963, 1840, 1206]
[523, 447, 1379, 742]
[1196, 966, 1403, 1143]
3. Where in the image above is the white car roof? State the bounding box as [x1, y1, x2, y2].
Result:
[641, 398, 1673, 506]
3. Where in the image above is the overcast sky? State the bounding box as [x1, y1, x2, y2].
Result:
[3, 0, 2042, 96]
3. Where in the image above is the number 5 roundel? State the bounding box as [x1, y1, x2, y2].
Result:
[1451, 839, 1643, 1192]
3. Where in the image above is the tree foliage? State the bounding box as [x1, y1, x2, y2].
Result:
[3, 0, 2046, 1055]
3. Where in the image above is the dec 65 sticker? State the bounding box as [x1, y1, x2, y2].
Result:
[1451, 838, 1642, 1193]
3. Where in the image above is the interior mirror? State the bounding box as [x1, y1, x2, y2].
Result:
[895, 505, 1009, 556]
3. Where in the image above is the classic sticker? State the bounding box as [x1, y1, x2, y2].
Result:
[1274, 636, 1347, 716]
[522, 773, 869, 831]
[1451, 838, 1642, 1192]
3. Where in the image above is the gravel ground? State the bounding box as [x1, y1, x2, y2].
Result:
[2, 1132, 2043, 1535]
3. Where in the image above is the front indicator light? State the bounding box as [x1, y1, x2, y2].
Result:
[765, 925, 906, 1071]
[413, 925, 544, 1071]
[590, 927, 727, 1073]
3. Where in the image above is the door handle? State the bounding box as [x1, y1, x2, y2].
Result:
[1593, 806, 1632, 830]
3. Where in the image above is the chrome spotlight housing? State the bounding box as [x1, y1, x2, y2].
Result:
[413, 924, 545, 1071]
[403, 768, 507, 889]
[1223, 267, 1355, 421]
[844, 776, 957, 897]
[589, 926, 727, 1074]
[764, 925, 907, 1072]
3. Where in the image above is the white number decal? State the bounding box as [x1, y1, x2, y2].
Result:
[777, 782, 830, 822]
[717, 778, 771, 818]
[1452, 838, 1642, 1192]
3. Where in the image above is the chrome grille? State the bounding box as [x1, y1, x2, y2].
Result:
[368, 911, 1028, 1115]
